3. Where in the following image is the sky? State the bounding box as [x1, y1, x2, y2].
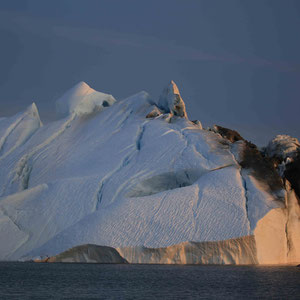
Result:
[0, 0, 299, 145]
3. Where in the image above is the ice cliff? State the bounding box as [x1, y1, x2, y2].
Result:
[0, 81, 299, 264]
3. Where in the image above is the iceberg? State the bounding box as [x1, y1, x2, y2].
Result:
[0, 81, 299, 264]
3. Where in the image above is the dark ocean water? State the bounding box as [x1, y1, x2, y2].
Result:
[0, 263, 299, 299]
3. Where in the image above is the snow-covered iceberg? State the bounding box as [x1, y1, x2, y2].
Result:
[0, 81, 299, 264]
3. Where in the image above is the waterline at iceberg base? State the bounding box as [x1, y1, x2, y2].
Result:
[0, 81, 299, 265]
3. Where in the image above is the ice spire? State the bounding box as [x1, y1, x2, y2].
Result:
[157, 81, 187, 118]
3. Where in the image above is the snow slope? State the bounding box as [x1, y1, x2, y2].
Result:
[0, 81, 299, 264]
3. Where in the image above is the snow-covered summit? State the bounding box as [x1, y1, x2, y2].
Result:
[56, 81, 116, 116]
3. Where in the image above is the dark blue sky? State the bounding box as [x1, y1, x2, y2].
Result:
[0, 0, 299, 145]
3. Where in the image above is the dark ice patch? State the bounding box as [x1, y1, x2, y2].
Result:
[213, 125, 244, 143]
[284, 156, 300, 204]
[240, 141, 284, 200]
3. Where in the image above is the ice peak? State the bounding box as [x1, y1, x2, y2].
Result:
[75, 81, 90, 89]
[28, 102, 38, 113]
[169, 80, 180, 95]
[56, 82, 116, 117]
[26, 102, 42, 126]
[157, 81, 187, 118]
[63, 81, 95, 99]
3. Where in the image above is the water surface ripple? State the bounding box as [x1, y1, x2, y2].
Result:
[0, 263, 299, 299]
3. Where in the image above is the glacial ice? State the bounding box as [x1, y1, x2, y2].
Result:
[56, 81, 116, 116]
[266, 135, 300, 161]
[157, 81, 187, 118]
[0, 103, 42, 161]
[0, 81, 299, 264]
[42, 244, 128, 264]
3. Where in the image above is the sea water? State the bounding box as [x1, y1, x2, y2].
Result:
[0, 262, 299, 299]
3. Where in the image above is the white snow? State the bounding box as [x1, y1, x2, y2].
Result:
[0, 81, 298, 264]
[56, 81, 116, 116]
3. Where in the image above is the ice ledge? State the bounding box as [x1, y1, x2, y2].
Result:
[31, 236, 258, 265]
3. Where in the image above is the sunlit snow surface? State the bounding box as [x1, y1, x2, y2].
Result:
[0, 83, 281, 260]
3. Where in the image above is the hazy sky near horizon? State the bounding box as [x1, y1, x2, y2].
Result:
[0, 0, 299, 145]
